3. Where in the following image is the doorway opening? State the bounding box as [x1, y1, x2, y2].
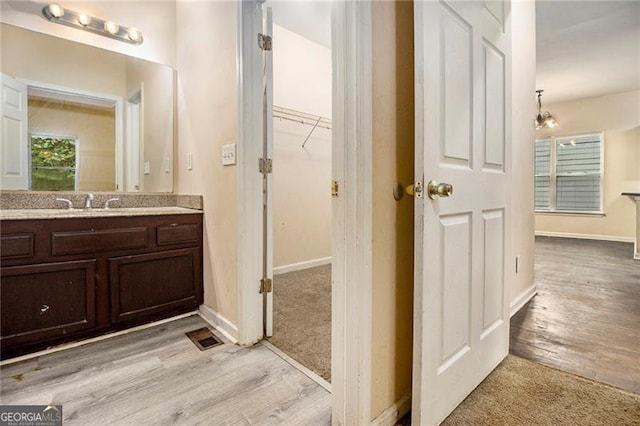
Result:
[264, 2, 333, 384]
[26, 86, 118, 191]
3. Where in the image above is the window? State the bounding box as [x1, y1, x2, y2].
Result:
[534, 133, 603, 213]
[30, 135, 78, 191]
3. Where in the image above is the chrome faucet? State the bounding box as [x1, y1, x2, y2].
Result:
[56, 198, 73, 210]
[83, 193, 94, 209]
[104, 198, 120, 209]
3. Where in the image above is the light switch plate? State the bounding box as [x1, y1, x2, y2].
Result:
[222, 144, 236, 166]
[187, 152, 193, 171]
[164, 157, 170, 173]
[143, 161, 151, 175]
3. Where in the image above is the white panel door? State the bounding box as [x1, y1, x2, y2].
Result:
[1, 73, 29, 190]
[413, 1, 511, 424]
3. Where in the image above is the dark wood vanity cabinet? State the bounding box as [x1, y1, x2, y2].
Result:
[0, 213, 203, 358]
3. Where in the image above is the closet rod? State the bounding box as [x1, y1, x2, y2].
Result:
[273, 105, 331, 129]
[273, 105, 331, 147]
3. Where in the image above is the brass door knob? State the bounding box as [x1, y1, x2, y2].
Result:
[427, 180, 453, 199]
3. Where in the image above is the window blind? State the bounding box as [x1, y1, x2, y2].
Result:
[555, 135, 601, 211]
[534, 133, 603, 213]
[534, 139, 551, 210]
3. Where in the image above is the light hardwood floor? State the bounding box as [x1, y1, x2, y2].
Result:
[0, 315, 331, 425]
[510, 236, 640, 394]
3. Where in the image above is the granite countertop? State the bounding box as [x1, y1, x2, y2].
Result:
[0, 207, 202, 221]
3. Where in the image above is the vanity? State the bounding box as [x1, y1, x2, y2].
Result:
[0, 199, 203, 359]
[0, 21, 205, 358]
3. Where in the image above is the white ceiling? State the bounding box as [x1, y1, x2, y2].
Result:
[536, 0, 640, 104]
[268, 1, 639, 105]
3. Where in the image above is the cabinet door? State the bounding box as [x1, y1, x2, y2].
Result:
[109, 248, 202, 323]
[1, 260, 96, 348]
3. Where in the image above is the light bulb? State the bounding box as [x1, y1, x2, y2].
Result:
[47, 4, 64, 18]
[127, 28, 142, 43]
[78, 14, 92, 26]
[104, 21, 120, 35]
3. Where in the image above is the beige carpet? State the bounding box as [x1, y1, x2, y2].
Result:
[267, 264, 331, 381]
[397, 354, 640, 425]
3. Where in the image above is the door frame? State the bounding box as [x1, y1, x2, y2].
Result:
[22, 79, 124, 191]
[236, 0, 375, 423]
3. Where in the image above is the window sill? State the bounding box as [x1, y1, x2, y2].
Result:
[535, 210, 605, 217]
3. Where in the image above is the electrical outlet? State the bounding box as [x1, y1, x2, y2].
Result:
[164, 157, 170, 173]
[143, 161, 151, 175]
[222, 144, 236, 166]
[187, 152, 193, 171]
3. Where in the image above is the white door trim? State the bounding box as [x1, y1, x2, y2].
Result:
[237, 0, 375, 423]
[20, 79, 123, 191]
[332, 1, 373, 424]
[237, 0, 265, 346]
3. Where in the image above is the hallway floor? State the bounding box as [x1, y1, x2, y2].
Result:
[0, 315, 331, 425]
[510, 236, 640, 393]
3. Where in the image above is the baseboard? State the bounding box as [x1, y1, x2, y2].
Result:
[510, 284, 537, 317]
[198, 305, 238, 344]
[535, 231, 635, 244]
[371, 393, 411, 426]
[273, 256, 332, 275]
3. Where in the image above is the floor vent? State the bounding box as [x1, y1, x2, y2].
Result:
[186, 327, 223, 351]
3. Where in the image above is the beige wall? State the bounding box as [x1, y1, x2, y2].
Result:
[272, 25, 332, 268]
[28, 98, 116, 191]
[509, 0, 537, 310]
[370, 0, 415, 419]
[535, 90, 640, 241]
[175, 1, 239, 324]
[0, 1, 176, 67]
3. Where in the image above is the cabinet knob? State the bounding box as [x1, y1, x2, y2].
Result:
[40, 304, 50, 314]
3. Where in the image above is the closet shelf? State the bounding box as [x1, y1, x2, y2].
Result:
[273, 105, 331, 147]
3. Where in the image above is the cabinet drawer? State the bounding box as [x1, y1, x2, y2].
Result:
[0, 260, 96, 347]
[1, 233, 34, 260]
[109, 248, 201, 323]
[157, 223, 199, 246]
[52, 227, 148, 256]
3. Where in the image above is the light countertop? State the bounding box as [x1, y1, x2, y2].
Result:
[0, 207, 202, 221]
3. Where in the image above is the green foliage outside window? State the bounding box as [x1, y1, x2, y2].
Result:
[31, 136, 77, 191]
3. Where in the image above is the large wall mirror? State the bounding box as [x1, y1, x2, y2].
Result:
[0, 23, 174, 193]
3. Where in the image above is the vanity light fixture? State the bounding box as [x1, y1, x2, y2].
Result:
[535, 90, 558, 130]
[42, 3, 143, 45]
[77, 14, 91, 26]
[103, 21, 119, 35]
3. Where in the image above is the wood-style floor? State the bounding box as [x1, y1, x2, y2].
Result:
[0, 315, 331, 425]
[510, 236, 640, 394]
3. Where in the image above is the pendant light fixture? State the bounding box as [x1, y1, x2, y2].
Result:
[535, 90, 558, 130]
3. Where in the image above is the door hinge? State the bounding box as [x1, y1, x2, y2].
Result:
[331, 180, 339, 197]
[258, 33, 272, 51]
[259, 277, 272, 294]
[259, 158, 273, 174]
